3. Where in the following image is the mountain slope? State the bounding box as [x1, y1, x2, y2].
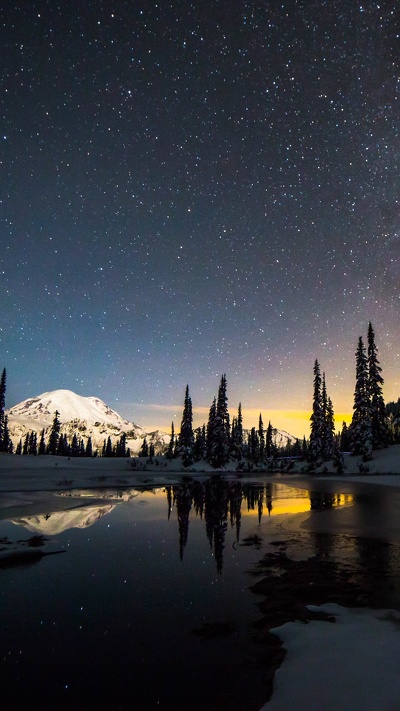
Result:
[7, 389, 168, 454]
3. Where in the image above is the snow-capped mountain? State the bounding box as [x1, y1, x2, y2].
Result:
[6, 389, 169, 454]
[243, 427, 296, 449]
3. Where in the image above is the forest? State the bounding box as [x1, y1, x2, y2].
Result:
[0, 322, 398, 468]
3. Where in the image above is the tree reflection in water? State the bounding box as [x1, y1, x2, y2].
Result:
[168, 478, 348, 573]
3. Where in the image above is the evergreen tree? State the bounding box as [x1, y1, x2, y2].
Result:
[117, 433, 127, 457]
[167, 421, 175, 459]
[266, 421, 274, 458]
[105, 436, 113, 457]
[71, 433, 79, 457]
[48, 410, 61, 455]
[38, 429, 46, 455]
[23, 433, 29, 455]
[193, 425, 206, 461]
[230, 403, 244, 459]
[340, 422, 351, 452]
[2, 414, 12, 453]
[57, 433, 69, 456]
[367, 322, 389, 449]
[309, 359, 324, 462]
[321, 373, 335, 460]
[208, 375, 230, 468]
[85, 436, 93, 458]
[258, 413, 265, 460]
[206, 397, 217, 461]
[16, 439, 22, 455]
[350, 337, 372, 459]
[0, 368, 6, 452]
[178, 385, 194, 465]
[28, 430, 37, 455]
[179, 385, 194, 450]
[139, 437, 149, 457]
[248, 427, 259, 463]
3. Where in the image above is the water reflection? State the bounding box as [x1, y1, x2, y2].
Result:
[6, 480, 353, 573]
[11, 504, 115, 535]
[167, 479, 352, 573]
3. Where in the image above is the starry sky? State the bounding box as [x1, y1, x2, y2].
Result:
[1, 0, 399, 438]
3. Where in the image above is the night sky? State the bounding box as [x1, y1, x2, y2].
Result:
[2, 1, 399, 437]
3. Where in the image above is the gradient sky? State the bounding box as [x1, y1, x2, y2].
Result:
[1, 1, 399, 438]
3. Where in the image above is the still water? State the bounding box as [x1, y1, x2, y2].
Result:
[0, 477, 398, 710]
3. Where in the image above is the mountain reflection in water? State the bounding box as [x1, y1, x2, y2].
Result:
[10, 479, 352, 573]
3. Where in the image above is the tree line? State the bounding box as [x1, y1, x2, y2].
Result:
[0, 322, 396, 465]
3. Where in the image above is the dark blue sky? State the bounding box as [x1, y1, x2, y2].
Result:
[1, 0, 399, 436]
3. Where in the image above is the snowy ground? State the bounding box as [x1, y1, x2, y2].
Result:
[262, 603, 400, 711]
[2, 447, 400, 710]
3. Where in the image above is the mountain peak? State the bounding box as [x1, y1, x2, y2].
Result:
[8, 389, 130, 426]
[6, 389, 169, 454]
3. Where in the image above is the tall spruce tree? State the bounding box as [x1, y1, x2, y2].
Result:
[206, 376, 230, 467]
[178, 385, 194, 455]
[266, 421, 274, 457]
[2, 415, 12, 453]
[320, 373, 335, 460]
[309, 360, 324, 461]
[38, 429, 46, 455]
[210, 375, 230, 467]
[350, 336, 372, 459]
[139, 437, 149, 457]
[324, 396, 335, 459]
[167, 421, 175, 459]
[367, 322, 389, 449]
[230, 403, 244, 459]
[47, 410, 61, 455]
[258, 413, 265, 460]
[206, 397, 217, 461]
[85, 436, 93, 458]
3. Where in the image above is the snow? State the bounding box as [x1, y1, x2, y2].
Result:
[262, 603, 400, 711]
[6, 389, 170, 454]
[8, 389, 133, 426]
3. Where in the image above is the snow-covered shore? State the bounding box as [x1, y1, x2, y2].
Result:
[0, 443, 400, 493]
[262, 603, 400, 711]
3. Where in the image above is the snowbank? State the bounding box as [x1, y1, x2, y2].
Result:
[262, 603, 400, 711]
[0, 445, 399, 496]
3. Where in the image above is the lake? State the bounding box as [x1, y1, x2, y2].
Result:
[1, 476, 400, 710]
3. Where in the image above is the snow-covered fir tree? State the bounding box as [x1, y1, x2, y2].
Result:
[321, 373, 335, 460]
[207, 375, 230, 467]
[230, 402, 244, 459]
[38, 429, 46, 455]
[139, 437, 149, 457]
[350, 336, 372, 459]
[47, 410, 61, 455]
[367, 321, 389, 449]
[206, 397, 217, 462]
[258, 413, 265, 459]
[167, 421, 176, 459]
[85, 436, 93, 457]
[193, 425, 206, 460]
[309, 360, 324, 461]
[178, 384, 194, 464]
